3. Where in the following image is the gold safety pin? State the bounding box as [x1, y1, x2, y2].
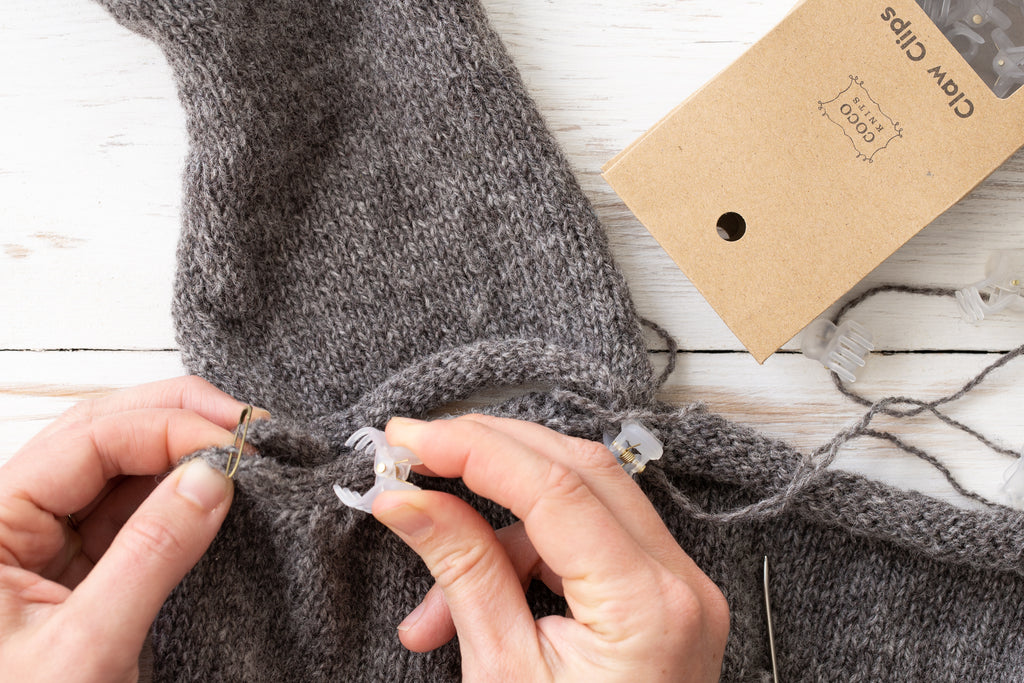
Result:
[225, 405, 254, 479]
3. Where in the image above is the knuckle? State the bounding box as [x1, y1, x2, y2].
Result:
[431, 541, 495, 590]
[0, 498, 64, 568]
[66, 420, 116, 476]
[701, 579, 731, 645]
[179, 374, 216, 399]
[565, 436, 622, 474]
[601, 562, 665, 622]
[164, 375, 224, 417]
[122, 513, 187, 566]
[94, 413, 151, 472]
[455, 412, 491, 424]
[658, 571, 730, 648]
[540, 461, 587, 502]
[60, 419, 94, 444]
[448, 415, 492, 440]
[441, 417, 498, 454]
[181, 374, 212, 390]
[663, 577, 705, 627]
[61, 398, 98, 425]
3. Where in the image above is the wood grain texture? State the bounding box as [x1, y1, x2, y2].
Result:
[1, 0, 1024, 511]
[0, 351, 185, 461]
[1, 0, 182, 350]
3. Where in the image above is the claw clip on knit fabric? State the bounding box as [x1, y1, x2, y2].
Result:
[337, 420, 662, 513]
[91, 0, 1024, 680]
[604, 420, 663, 476]
[333, 428, 422, 513]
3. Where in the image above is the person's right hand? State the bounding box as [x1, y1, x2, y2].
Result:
[0, 376, 262, 682]
[374, 415, 730, 682]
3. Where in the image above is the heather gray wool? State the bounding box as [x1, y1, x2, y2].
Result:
[94, 0, 1024, 680]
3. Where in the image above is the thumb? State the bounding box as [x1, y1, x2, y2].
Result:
[66, 458, 233, 652]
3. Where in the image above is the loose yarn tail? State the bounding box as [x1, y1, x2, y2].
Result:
[639, 285, 1022, 523]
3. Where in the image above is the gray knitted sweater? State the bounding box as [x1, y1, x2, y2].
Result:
[95, 0, 1024, 680]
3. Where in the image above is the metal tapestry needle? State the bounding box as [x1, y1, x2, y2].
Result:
[764, 555, 779, 683]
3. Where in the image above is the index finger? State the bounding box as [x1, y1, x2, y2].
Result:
[456, 415, 705, 584]
[1, 408, 234, 516]
[384, 416, 664, 633]
[32, 376, 264, 445]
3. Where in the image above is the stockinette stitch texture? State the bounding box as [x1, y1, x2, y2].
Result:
[92, 0, 1024, 680]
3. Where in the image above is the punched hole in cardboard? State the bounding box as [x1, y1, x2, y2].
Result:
[716, 212, 746, 241]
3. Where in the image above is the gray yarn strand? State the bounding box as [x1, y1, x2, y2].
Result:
[640, 316, 679, 389]
[632, 283, 1024, 522]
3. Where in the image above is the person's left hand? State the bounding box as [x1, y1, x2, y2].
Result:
[0, 376, 260, 682]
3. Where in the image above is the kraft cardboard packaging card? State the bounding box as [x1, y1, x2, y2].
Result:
[604, 0, 1024, 362]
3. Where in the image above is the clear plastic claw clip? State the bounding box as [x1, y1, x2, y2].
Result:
[952, 0, 1012, 30]
[917, 0, 1024, 98]
[956, 250, 1024, 322]
[1001, 454, 1024, 508]
[945, 20, 986, 59]
[333, 427, 422, 513]
[919, 0, 955, 26]
[800, 318, 875, 383]
[604, 420, 663, 476]
[990, 27, 1024, 97]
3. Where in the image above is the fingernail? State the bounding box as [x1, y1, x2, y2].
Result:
[386, 417, 427, 450]
[377, 503, 433, 540]
[397, 600, 427, 632]
[388, 416, 425, 429]
[176, 459, 230, 510]
[252, 407, 272, 421]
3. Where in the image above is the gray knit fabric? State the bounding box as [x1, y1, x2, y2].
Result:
[94, 0, 1024, 680]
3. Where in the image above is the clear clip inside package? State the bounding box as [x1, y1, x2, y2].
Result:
[918, 0, 1024, 98]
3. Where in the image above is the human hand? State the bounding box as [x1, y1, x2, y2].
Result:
[373, 415, 729, 682]
[0, 376, 261, 682]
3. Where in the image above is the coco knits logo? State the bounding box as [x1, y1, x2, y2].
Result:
[818, 75, 903, 163]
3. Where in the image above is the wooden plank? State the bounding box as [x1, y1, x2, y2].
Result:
[3, 1, 1024, 353]
[0, 351, 184, 462]
[0, 0, 183, 350]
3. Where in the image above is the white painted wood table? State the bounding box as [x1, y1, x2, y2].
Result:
[4, 0, 1024, 512]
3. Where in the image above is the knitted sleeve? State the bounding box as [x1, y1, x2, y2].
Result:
[94, 0, 656, 421]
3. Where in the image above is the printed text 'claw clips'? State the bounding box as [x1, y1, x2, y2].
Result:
[333, 427, 422, 513]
